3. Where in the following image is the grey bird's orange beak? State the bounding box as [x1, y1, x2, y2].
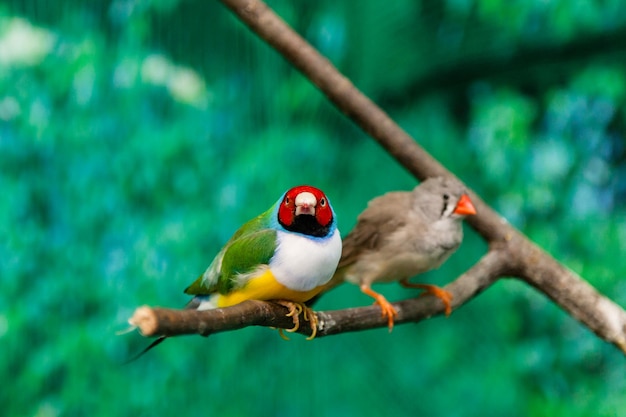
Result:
[453, 193, 477, 216]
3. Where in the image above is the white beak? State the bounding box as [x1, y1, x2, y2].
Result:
[295, 191, 317, 216]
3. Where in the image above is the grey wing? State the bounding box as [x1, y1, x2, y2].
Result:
[338, 191, 410, 268]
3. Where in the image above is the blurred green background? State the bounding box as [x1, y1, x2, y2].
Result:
[2, 0, 626, 416]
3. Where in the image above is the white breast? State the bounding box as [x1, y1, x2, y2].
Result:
[270, 229, 342, 291]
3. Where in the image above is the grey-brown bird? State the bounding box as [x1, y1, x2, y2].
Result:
[330, 176, 477, 330]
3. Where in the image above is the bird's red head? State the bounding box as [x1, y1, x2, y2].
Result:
[278, 185, 334, 235]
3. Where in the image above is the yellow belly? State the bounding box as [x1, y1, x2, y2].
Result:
[215, 268, 324, 308]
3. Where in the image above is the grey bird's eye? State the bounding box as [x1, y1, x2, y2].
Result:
[441, 194, 449, 216]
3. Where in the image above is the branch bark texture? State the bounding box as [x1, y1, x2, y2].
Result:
[129, 0, 626, 355]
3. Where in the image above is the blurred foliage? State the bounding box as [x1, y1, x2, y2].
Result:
[2, 0, 626, 416]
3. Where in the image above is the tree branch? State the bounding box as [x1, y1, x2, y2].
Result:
[128, 0, 626, 355]
[130, 251, 504, 338]
[506, 233, 626, 353]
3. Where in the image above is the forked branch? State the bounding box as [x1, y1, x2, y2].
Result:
[128, 0, 626, 355]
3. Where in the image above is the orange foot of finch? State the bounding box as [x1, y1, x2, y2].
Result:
[360, 284, 398, 332]
[400, 280, 453, 316]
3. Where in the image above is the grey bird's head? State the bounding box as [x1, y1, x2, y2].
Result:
[412, 177, 477, 222]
